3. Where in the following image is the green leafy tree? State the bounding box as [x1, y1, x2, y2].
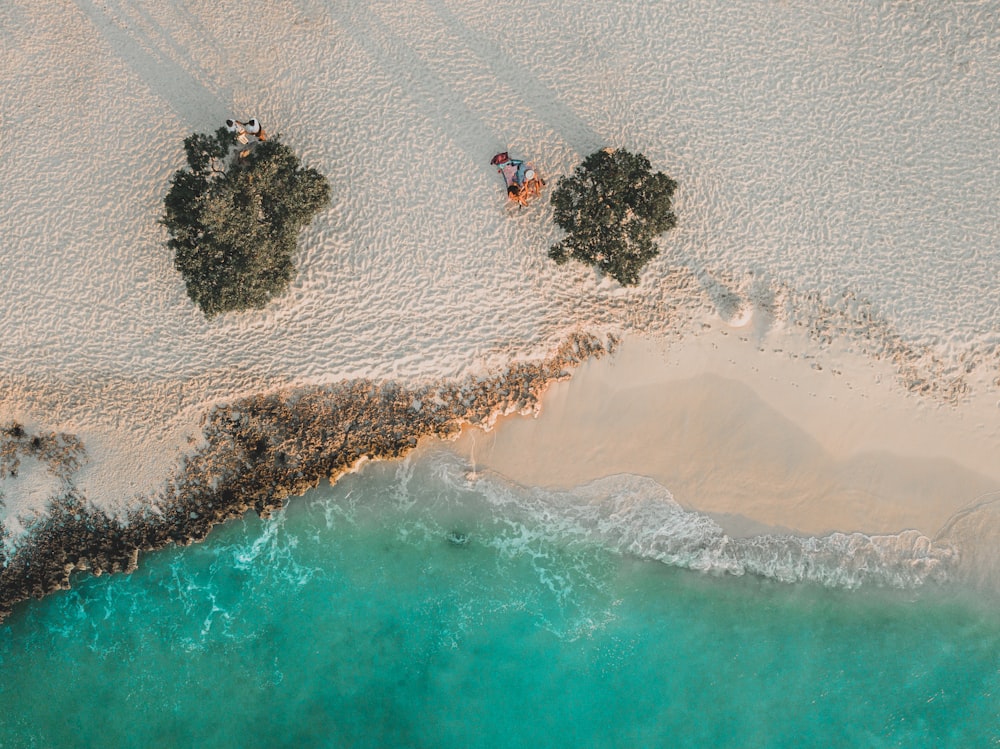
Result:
[549, 148, 677, 286]
[162, 128, 331, 316]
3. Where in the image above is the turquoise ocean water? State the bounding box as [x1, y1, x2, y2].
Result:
[0, 446, 997, 747]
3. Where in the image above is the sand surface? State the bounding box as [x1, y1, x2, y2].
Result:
[1, 0, 998, 541]
[450, 328, 1000, 537]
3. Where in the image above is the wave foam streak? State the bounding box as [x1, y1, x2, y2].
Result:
[424, 452, 958, 590]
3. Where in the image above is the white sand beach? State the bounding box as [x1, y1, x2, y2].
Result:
[1, 0, 998, 564]
[450, 327, 1000, 539]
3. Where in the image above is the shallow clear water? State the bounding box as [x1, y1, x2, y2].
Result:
[1, 448, 998, 748]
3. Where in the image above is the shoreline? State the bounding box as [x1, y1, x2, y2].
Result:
[447, 325, 1000, 540]
[2, 0, 999, 622]
[0, 334, 613, 622]
[3, 321, 999, 621]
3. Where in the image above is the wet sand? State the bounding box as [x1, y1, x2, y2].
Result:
[449, 327, 1000, 538]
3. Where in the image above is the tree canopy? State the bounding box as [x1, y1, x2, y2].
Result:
[162, 128, 331, 317]
[549, 148, 677, 286]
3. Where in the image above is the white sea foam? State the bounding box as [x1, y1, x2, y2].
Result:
[391, 450, 959, 591]
[540, 477, 954, 589]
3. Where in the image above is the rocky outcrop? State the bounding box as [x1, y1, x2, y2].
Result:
[0, 333, 615, 622]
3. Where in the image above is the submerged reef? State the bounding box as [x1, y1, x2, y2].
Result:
[0, 333, 614, 622]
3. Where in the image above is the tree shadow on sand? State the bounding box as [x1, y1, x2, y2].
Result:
[72, 0, 234, 129]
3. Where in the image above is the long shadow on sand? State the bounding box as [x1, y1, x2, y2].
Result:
[72, 0, 231, 129]
[428, 1, 605, 154]
[325, 2, 503, 167]
[326, 0, 605, 168]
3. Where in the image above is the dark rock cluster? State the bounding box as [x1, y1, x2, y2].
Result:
[0, 333, 614, 622]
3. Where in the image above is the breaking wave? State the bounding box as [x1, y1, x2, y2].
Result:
[405, 449, 958, 590]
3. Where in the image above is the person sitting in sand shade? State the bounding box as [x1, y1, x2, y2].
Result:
[244, 118, 267, 141]
[226, 118, 249, 144]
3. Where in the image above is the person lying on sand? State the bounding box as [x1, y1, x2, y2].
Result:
[507, 183, 525, 205]
[491, 151, 544, 206]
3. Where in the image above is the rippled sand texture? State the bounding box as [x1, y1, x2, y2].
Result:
[1, 0, 998, 518]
